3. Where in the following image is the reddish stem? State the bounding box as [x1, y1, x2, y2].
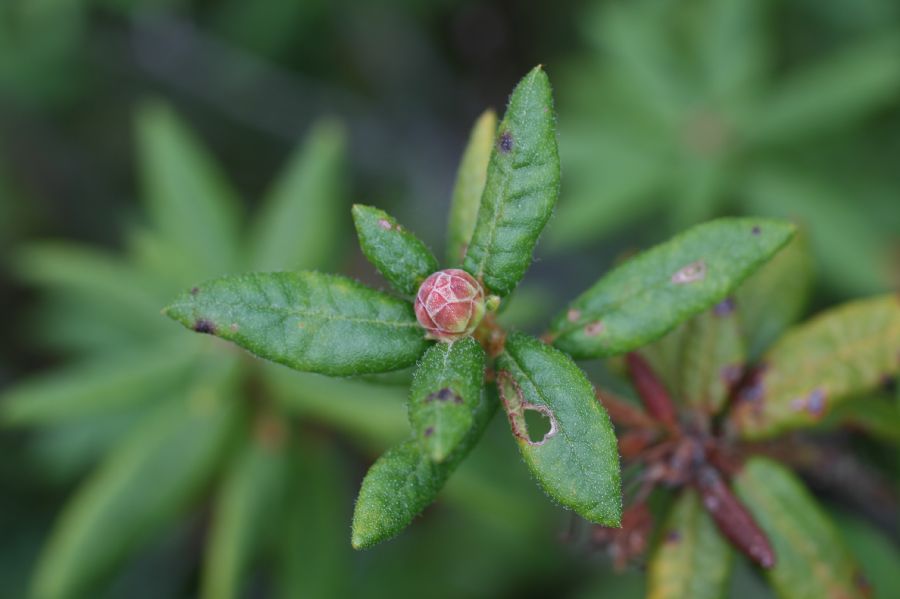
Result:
[693, 464, 775, 569]
[625, 352, 678, 429]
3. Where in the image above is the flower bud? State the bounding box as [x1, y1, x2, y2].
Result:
[414, 269, 486, 341]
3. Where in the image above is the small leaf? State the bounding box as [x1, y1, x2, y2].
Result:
[352, 204, 438, 296]
[496, 332, 621, 525]
[733, 294, 900, 438]
[249, 119, 347, 272]
[647, 490, 732, 599]
[351, 389, 496, 548]
[733, 457, 868, 599]
[165, 271, 429, 376]
[408, 337, 486, 462]
[0, 340, 198, 425]
[678, 302, 746, 413]
[751, 34, 900, 145]
[736, 233, 813, 359]
[201, 424, 287, 599]
[462, 66, 560, 296]
[137, 102, 242, 277]
[446, 109, 497, 264]
[549, 218, 795, 359]
[31, 365, 241, 599]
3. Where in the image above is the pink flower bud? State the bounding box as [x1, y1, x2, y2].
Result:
[414, 269, 486, 341]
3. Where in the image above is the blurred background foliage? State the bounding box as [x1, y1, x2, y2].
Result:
[0, 0, 897, 597]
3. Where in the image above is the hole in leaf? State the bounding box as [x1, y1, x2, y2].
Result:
[524, 407, 554, 444]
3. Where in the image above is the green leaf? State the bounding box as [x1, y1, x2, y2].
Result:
[137, 101, 242, 277]
[14, 242, 168, 337]
[733, 294, 900, 438]
[262, 365, 408, 449]
[677, 302, 746, 413]
[249, 120, 347, 272]
[818, 393, 900, 444]
[201, 425, 287, 599]
[462, 66, 560, 296]
[0, 339, 198, 425]
[647, 489, 732, 599]
[549, 218, 795, 359]
[31, 364, 241, 599]
[496, 332, 621, 525]
[733, 457, 867, 599]
[351, 389, 496, 549]
[352, 204, 438, 296]
[751, 33, 900, 145]
[831, 510, 900, 599]
[277, 437, 351, 599]
[446, 109, 497, 264]
[165, 271, 430, 376]
[735, 233, 813, 359]
[408, 337, 486, 462]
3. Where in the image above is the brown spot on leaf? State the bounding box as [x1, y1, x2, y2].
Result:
[790, 388, 827, 418]
[752, 226, 761, 236]
[190, 287, 200, 296]
[229, 323, 239, 332]
[671, 260, 707, 284]
[714, 297, 735, 316]
[378, 218, 393, 230]
[424, 426, 434, 437]
[426, 388, 462, 404]
[665, 530, 681, 543]
[567, 308, 581, 323]
[721, 364, 744, 387]
[193, 319, 216, 334]
[498, 130, 513, 153]
[585, 321, 604, 336]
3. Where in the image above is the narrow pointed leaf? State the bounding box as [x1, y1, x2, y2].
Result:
[647, 490, 732, 599]
[165, 271, 429, 376]
[496, 332, 621, 525]
[249, 120, 347, 272]
[352, 204, 438, 295]
[752, 34, 900, 145]
[408, 337, 486, 462]
[137, 102, 241, 277]
[733, 458, 868, 599]
[549, 218, 795, 359]
[277, 438, 351, 599]
[446, 109, 497, 264]
[736, 233, 813, 359]
[351, 389, 496, 548]
[0, 340, 198, 425]
[201, 425, 287, 599]
[31, 365, 241, 599]
[462, 66, 560, 296]
[678, 301, 746, 413]
[733, 294, 900, 438]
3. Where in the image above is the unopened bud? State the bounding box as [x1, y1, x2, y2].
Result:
[414, 269, 486, 341]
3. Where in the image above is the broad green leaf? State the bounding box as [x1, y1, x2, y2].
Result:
[137, 102, 242, 277]
[31, 364, 241, 599]
[262, 365, 407, 449]
[677, 302, 746, 413]
[408, 337, 486, 462]
[165, 271, 429, 376]
[446, 109, 496, 264]
[496, 332, 621, 525]
[201, 426, 287, 599]
[351, 389, 496, 548]
[736, 233, 813, 359]
[752, 34, 900, 145]
[0, 339, 198, 425]
[831, 510, 900, 599]
[733, 458, 867, 599]
[352, 204, 438, 296]
[277, 438, 350, 599]
[733, 294, 900, 438]
[249, 120, 346, 272]
[818, 393, 900, 444]
[647, 490, 732, 599]
[549, 218, 795, 359]
[462, 66, 560, 296]
[14, 242, 168, 336]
